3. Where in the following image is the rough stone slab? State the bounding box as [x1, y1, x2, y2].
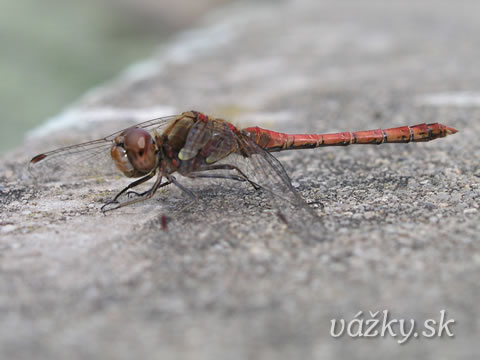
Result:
[1, 0, 479, 359]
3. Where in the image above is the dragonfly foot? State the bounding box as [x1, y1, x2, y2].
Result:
[251, 182, 262, 191]
[307, 200, 324, 209]
[101, 200, 120, 213]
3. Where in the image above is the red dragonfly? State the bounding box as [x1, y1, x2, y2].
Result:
[29, 111, 457, 232]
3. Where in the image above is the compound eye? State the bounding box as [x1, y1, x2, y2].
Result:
[123, 128, 157, 173]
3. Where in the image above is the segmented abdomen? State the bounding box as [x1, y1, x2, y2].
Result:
[243, 123, 457, 152]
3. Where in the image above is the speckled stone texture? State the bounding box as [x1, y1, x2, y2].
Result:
[1, 0, 479, 359]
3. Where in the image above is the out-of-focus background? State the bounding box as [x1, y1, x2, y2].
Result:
[0, 0, 231, 154]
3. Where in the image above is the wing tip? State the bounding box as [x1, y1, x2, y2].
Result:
[30, 154, 47, 164]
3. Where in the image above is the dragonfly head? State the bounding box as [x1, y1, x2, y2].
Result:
[111, 128, 158, 178]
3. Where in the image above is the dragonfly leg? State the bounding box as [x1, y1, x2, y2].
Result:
[126, 180, 172, 199]
[101, 172, 155, 211]
[102, 173, 169, 212]
[166, 175, 199, 215]
[188, 173, 247, 183]
[193, 164, 261, 190]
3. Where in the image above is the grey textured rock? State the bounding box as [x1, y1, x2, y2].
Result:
[1, 0, 480, 359]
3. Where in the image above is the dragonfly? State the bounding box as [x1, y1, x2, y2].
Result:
[29, 110, 457, 231]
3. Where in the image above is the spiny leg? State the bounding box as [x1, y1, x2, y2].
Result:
[193, 164, 261, 190]
[126, 180, 172, 199]
[166, 175, 199, 215]
[102, 173, 169, 212]
[101, 172, 155, 211]
[188, 173, 247, 183]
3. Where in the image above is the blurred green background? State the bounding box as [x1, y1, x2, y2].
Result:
[0, 0, 228, 154]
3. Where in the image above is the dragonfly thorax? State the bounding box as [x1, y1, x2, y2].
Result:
[111, 128, 158, 178]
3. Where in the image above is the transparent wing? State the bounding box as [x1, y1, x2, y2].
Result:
[28, 138, 118, 182]
[178, 121, 324, 241]
[121, 114, 179, 134]
[232, 136, 324, 241]
[28, 114, 178, 182]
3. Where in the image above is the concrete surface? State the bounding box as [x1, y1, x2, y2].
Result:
[1, 0, 479, 359]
